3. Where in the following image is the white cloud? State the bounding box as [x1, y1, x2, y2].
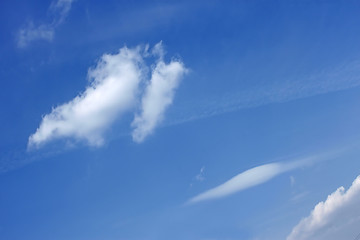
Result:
[28, 46, 144, 148]
[131, 42, 187, 142]
[17, 0, 74, 47]
[188, 158, 313, 204]
[28, 43, 186, 149]
[287, 175, 360, 240]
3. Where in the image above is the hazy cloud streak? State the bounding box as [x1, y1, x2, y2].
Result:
[168, 61, 360, 126]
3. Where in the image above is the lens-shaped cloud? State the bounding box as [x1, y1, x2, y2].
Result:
[188, 157, 314, 204]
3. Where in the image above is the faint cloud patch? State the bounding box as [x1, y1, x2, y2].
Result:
[17, 0, 74, 48]
[291, 191, 309, 202]
[190, 166, 206, 187]
[290, 176, 296, 186]
[196, 166, 206, 182]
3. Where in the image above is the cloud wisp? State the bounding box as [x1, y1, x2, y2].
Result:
[187, 157, 317, 204]
[167, 60, 360, 126]
[287, 175, 360, 240]
[28, 43, 187, 149]
[17, 0, 74, 48]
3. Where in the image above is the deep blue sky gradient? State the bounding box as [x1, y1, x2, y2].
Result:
[1, 0, 360, 239]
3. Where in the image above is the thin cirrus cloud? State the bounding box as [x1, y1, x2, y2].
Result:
[17, 0, 74, 48]
[168, 60, 360, 126]
[187, 157, 317, 204]
[287, 175, 360, 240]
[28, 42, 187, 149]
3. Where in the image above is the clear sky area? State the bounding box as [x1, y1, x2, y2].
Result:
[1, 0, 360, 239]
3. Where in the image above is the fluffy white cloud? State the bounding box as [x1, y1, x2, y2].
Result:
[287, 175, 360, 240]
[188, 158, 313, 204]
[28, 43, 186, 149]
[131, 42, 187, 142]
[17, 0, 74, 48]
[28, 46, 144, 148]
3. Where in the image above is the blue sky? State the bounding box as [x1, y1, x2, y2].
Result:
[2, 0, 360, 239]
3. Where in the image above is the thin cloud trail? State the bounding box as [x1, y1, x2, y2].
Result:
[166, 60, 360, 126]
[0, 147, 66, 174]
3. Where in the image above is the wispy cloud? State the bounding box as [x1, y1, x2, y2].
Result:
[187, 156, 322, 204]
[287, 175, 360, 240]
[49, 0, 74, 24]
[132, 42, 187, 142]
[28, 42, 187, 149]
[17, 0, 74, 48]
[290, 191, 310, 202]
[167, 61, 360, 125]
